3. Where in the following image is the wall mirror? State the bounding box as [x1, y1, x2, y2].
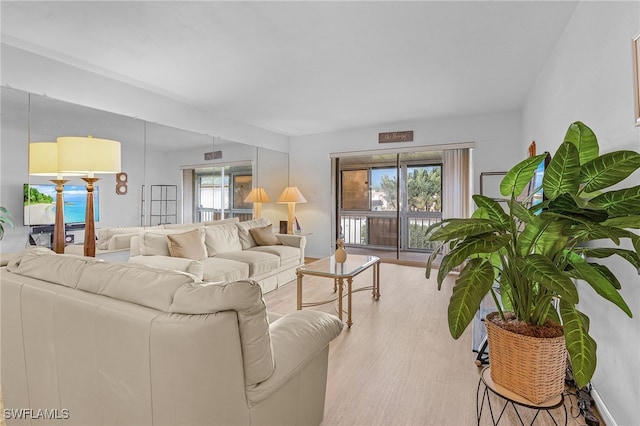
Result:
[0, 86, 290, 251]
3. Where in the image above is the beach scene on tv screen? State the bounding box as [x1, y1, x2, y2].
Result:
[23, 184, 99, 226]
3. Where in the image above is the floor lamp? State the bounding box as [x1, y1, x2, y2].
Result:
[28, 142, 69, 254]
[277, 186, 306, 234]
[244, 187, 270, 219]
[57, 136, 121, 257]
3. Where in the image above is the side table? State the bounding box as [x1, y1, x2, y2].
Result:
[477, 367, 567, 426]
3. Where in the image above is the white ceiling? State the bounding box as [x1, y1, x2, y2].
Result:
[1, 1, 578, 137]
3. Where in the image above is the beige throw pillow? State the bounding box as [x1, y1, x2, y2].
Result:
[249, 224, 281, 246]
[167, 229, 208, 260]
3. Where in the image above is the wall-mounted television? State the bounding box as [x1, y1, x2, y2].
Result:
[23, 183, 100, 226]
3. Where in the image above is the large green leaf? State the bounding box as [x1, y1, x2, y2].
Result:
[577, 247, 640, 271]
[563, 121, 599, 165]
[568, 223, 626, 245]
[472, 194, 510, 229]
[589, 263, 621, 290]
[500, 153, 549, 197]
[448, 258, 494, 339]
[560, 300, 597, 389]
[516, 215, 570, 257]
[471, 207, 490, 219]
[437, 234, 510, 287]
[602, 215, 640, 229]
[518, 254, 579, 303]
[509, 198, 534, 223]
[429, 219, 498, 242]
[566, 252, 632, 317]
[425, 241, 445, 279]
[547, 193, 609, 223]
[543, 142, 581, 200]
[591, 185, 640, 216]
[580, 151, 640, 193]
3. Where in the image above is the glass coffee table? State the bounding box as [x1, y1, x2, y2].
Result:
[296, 254, 380, 327]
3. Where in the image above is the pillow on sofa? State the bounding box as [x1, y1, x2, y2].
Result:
[204, 223, 242, 255]
[236, 218, 271, 249]
[138, 228, 205, 256]
[249, 224, 281, 246]
[167, 229, 208, 260]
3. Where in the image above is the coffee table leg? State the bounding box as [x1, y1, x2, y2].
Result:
[375, 262, 381, 299]
[297, 270, 303, 310]
[337, 277, 343, 321]
[334, 278, 337, 293]
[347, 276, 353, 328]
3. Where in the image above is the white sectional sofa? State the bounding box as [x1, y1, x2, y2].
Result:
[1, 248, 343, 426]
[128, 218, 306, 294]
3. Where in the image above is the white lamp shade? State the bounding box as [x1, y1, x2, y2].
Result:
[277, 186, 307, 204]
[244, 187, 271, 203]
[57, 136, 121, 175]
[29, 142, 59, 176]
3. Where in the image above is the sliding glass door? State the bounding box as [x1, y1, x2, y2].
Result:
[336, 151, 445, 263]
[183, 162, 253, 223]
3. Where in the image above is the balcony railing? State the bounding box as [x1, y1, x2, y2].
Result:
[340, 213, 441, 251]
[197, 208, 252, 223]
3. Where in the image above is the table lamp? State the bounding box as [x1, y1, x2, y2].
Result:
[277, 186, 306, 234]
[244, 187, 270, 219]
[57, 136, 121, 257]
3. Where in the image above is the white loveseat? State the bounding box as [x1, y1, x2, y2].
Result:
[129, 218, 305, 294]
[1, 248, 343, 426]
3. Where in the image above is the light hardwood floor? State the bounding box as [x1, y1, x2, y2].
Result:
[264, 263, 594, 426]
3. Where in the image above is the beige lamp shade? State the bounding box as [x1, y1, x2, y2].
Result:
[244, 187, 271, 203]
[29, 142, 59, 176]
[57, 136, 121, 176]
[277, 186, 307, 204]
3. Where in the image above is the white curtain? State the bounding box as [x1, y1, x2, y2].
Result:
[442, 148, 472, 220]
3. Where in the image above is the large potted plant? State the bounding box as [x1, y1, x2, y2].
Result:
[426, 121, 639, 403]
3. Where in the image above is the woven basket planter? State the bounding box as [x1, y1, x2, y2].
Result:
[485, 312, 567, 404]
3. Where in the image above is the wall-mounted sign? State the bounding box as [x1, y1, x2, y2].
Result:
[204, 151, 222, 160]
[378, 131, 414, 143]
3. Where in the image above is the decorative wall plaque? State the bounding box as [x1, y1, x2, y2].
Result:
[204, 151, 222, 160]
[378, 131, 414, 143]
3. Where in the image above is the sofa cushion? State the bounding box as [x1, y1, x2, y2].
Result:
[203, 217, 240, 226]
[201, 257, 250, 282]
[215, 251, 280, 277]
[249, 245, 301, 269]
[249, 224, 281, 246]
[168, 229, 208, 260]
[205, 223, 242, 255]
[162, 223, 202, 231]
[138, 228, 205, 256]
[236, 218, 270, 250]
[129, 255, 204, 281]
[77, 261, 198, 311]
[10, 250, 103, 288]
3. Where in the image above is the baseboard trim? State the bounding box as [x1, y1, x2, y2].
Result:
[591, 385, 617, 426]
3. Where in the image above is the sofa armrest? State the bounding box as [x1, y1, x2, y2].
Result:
[130, 236, 141, 256]
[107, 233, 136, 250]
[128, 255, 204, 281]
[245, 310, 343, 406]
[275, 234, 305, 248]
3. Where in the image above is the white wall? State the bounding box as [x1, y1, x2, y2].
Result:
[522, 2, 640, 425]
[289, 110, 523, 257]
